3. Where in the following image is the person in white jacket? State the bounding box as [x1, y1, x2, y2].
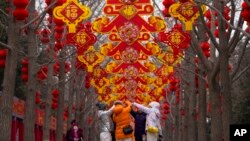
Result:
[96, 102, 115, 141]
[132, 101, 162, 141]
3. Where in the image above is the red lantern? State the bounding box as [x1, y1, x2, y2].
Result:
[13, 0, 29, 21]
[54, 18, 64, 26]
[13, 0, 29, 9]
[53, 62, 60, 74]
[54, 33, 63, 41]
[0, 49, 7, 57]
[52, 89, 59, 97]
[21, 74, 28, 82]
[56, 0, 66, 6]
[214, 29, 219, 38]
[0, 49, 7, 68]
[65, 62, 71, 73]
[54, 26, 64, 34]
[13, 9, 28, 20]
[204, 10, 211, 20]
[40, 37, 50, 44]
[0, 59, 6, 68]
[21, 58, 29, 82]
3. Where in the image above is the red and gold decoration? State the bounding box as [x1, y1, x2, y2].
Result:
[77, 46, 104, 72]
[66, 23, 97, 53]
[53, 0, 92, 33]
[169, 1, 206, 30]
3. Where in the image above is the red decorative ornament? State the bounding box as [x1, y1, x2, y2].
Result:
[13, 0, 29, 21]
[54, 18, 65, 26]
[13, 9, 28, 20]
[0, 49, 7, 68]
[13, 0, 28, 9]
[52, 89, 59, 97]
[21, 58, 29, 82]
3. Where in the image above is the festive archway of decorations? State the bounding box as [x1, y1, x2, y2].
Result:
[82, 0, 174, 106]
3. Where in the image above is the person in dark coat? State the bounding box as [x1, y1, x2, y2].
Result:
[66, 120, 83, 141]
[131, 107, 147, 141]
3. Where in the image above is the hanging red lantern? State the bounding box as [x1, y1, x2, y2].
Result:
[54, 26, 64, 34]
[40, 37, 50, 44]
[54, 33, 63, 41]
[21, 58, 29, 82]
[54, 18, 64, 26]
[56, 0, 66, 6]
[35, 92, 41, 104]
[0, 60, 6, 68]
[204, 10, 211, 20]
[51, 102, 58, 109]
[65, 61, 71, 73]
[162, 0, 174, 7]
[13, 0, 29, 21]
[21, 74, 28, 82]
[214, 29, 219, 38]
[13, 9, 28, 20]
[0, 49, 7, 68]
[13, 0, 29, 9]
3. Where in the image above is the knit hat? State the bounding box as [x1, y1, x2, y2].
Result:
[96, 102, 107, 110]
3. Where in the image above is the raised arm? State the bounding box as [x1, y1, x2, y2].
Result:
[132, 102, 151, 114]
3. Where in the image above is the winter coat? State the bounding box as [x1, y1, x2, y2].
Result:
[131, 110, 146, 138]
[65, 127, 83, 141]
[133, 101, 162, 135]
[98, 106, 114, 132]
[112, 101, 134, 140]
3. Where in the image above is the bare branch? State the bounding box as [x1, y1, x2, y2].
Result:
[175, 66, 207, 81]
[196, 3, 221, 52]
[0, 21, 7, 31]
[20, 0, 58, 29]
[231, 38, 249, 79]
[195, 0, 250, 38]
[0, 9, 9, 18]
[232, 64, 250, 83]
[0, 41, 12, 50]
[190, 31, 211, 71]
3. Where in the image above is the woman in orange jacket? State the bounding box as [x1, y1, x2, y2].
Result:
[112, 101, 134, 141]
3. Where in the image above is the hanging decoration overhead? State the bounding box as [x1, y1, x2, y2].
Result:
[91, 0, 169, 104]
[169, 1, 206, 30]
[77, 46, 104, 72]
[53, 0, 92, 33]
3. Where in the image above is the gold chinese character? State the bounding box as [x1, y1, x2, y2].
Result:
[171, 32, 182, 45]
[76, 33, 87, 44]
[66, 5, 78, 19]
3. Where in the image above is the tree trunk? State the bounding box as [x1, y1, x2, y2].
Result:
[182, 71, 189, 141]
[56, 51, 66, 141]
[43, 45, 55, 141]
[197, 66, 207, 141]
[24, 0, 37, 140]
[220, 52, 232, 141]
[208, 75, 223, 141]
[67, 57, 76, 129]
[186, 49, 197, 141]
[0, 10, 18, 141]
